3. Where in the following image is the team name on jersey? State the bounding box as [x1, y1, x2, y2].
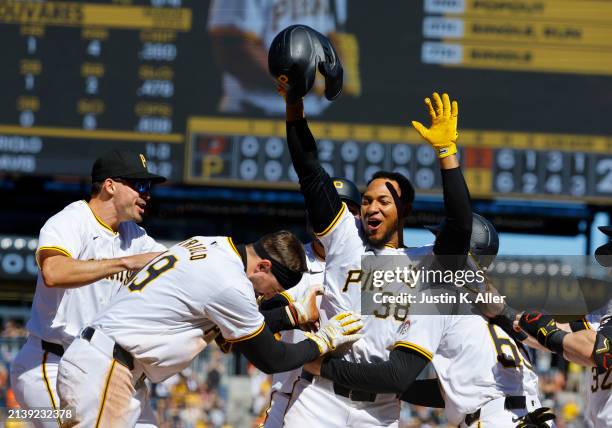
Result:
[177, 238, 208, 260]
[106, 269, 133, 285]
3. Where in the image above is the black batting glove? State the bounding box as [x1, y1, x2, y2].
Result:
[519, 310, 567, 354]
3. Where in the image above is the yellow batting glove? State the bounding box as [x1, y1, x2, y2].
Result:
[411, 92, 459, 159]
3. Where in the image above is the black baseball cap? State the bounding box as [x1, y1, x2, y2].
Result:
[91, 150, 166, 183]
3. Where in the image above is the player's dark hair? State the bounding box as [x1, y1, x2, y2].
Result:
[258, 230, 307, 275]
[368, 171, 415, 205]
[91, 181, 104, 196]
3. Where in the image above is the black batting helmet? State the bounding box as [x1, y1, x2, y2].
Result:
[268, 25, 342, 103]
[332, 177, 361, 211]
[425, 213, 499, 269]
[595, 226, 612, 267]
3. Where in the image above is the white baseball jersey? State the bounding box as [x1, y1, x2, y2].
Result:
[316, 203, 432, 364]
[91, 236, 265, 383]
[271, 242, 325, 394]
[207, 0, 345, 116]
[395, 313, 540, 426]
[26, 200, 165, 348]
[583, 301, 612, 428]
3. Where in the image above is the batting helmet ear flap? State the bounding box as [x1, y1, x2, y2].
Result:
[315, 33, 343, 101]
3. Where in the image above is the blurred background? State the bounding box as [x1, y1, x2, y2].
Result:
[0, 0, 611, 426]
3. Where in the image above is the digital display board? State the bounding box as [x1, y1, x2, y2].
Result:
[0, 0, 611, 204]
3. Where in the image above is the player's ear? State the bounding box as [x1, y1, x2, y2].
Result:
[103, 178, 116, 196]
[257, 259, 272, 273]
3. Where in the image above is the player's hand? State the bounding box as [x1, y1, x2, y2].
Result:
[122, 252, 164, 271]
[515, 407, 556, 428]
[305, 311, 364, 355]
[518, 310, 566, 353]
[288, 285, 323, 332]
[411, 92, 459, 159]
[303, 356, 324, 376]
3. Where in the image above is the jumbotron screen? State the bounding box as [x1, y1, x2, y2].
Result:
[0, 0, 611, 203]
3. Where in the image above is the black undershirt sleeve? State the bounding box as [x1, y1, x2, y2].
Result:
[234, 326, 320, 374]
[400, 379, 445, 408]
[286, 119, 343, 233]
[260, 306, 295, 333]
[434, 167, 472, 269]
[259, 294, 290, 310]
[319, 347, 430, 394]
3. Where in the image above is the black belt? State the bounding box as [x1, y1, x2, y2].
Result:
[81, 327, 134, 371]
[300, 370, 377, 402]
[464, 396, 526, 426]
[41, 340, 64, 357]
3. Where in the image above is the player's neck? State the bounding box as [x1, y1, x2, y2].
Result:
[244, 245, 258, 274]
[311, 239, 326, 261]
[87, 198, 120, 232]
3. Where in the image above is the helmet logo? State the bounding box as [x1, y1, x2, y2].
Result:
[139, 154, 147, 168]
[333, 180, 344, 189]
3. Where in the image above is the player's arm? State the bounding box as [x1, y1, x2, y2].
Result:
[399, 379, 445, 408]
[412, 93, 472, 262]
[37, 249, 161, 288]
[285, 100, 344, 234]
[234, 312, 363, 374]
[206, 0, 270, 87]
[517, 310, 601, 368]
[209, 32, 271, 88]
[309, 347, 430, 394]
[260, 285, 321, 332]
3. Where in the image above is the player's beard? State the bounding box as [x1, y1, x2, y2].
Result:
[366, 226, 396, 249]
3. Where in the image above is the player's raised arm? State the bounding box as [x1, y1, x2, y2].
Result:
[413, 92, 472, 262]
[268, 26, 345, 234]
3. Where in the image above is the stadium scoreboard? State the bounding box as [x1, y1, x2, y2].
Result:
[0, 0, 611, 205]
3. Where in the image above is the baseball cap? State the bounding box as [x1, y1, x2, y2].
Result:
[91, 150, 166, 183]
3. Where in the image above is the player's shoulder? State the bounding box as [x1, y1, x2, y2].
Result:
[42, 200, 89, 230]
[118, 220, 149, 240]
[318, 203, 367, 247]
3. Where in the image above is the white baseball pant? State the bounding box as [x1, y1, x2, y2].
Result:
[283, 375, 399, 428]
[56, 332, 155, 428]
[10, 336, 63, 428]
[460, 395, 556, 428]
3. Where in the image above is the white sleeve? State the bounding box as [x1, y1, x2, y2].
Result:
[206, 282, 265, 342]
[138, 231, 167, 253]
[207, 0, 265, 36]
[393, 314, 447, 361]
[36, 212, 83, 263]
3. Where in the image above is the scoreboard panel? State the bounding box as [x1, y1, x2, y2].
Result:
[0, 0, 610, 205]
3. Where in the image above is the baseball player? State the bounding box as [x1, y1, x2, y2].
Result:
[10, 150, 166, 428]
[515, 226, 612, 428]
[270, 27, 473, 428]
[261, 177, 361, 428]
[207, 0, 350, 116]
[56, 231, 364, 428]
[306, 215, 555, 428]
